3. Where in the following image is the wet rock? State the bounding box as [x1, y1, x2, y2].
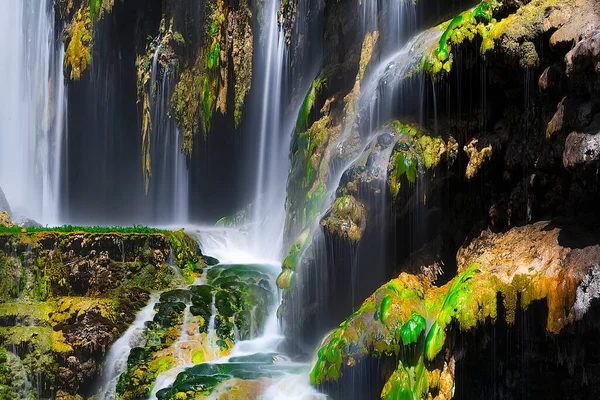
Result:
[0, 186, 10, 216]
[538, 64, 563, 91]
[0, 211, 12, 228]
[563, 131, 600, 168]
[566, 29, 600, 93]
[203, 255, 220, 266]
[549, 0, 600, 47]
[463, 138, 492, 179]
[397, 237, 445, 283]
[312, 220, 600, 398]
[321, 195, 367, 243]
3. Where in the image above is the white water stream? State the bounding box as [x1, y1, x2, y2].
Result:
[97, 295, 160, 399]
[145, 228, 323, 399]
[251, 0, 288, 259]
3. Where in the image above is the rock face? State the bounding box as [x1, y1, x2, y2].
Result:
[563, 131, 600, 168]
[0, 212, 12, 228]
[311, 220, 600, 399]
[0, 186, 10, 216]
[0, 228, 202, 398]
[274, 0, 600, 397]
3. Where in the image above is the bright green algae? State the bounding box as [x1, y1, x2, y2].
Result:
[155, 353, 304, 399]
[310, 265, 483, 394]
[422, 0, 506, 74]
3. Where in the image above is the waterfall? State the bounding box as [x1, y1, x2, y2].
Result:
[95, 296, 159, 399]
[251, 0, 288, 259]
[148, 45, 189, 224]
[0, 0, 66, 225]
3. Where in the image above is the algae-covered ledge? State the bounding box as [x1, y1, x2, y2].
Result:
[0, 225, 205, 398]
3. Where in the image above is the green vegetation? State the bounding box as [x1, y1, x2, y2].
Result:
[0, 225, 168, 234]
[155, 354, 304, 399]
[0, 227, 204, 397]
[310, 244, 585, 399]
[422, 0, 505, 74]
[63, 8, 92, 80]
[296, 77, 327, 133]
[387, 121, 449, 199]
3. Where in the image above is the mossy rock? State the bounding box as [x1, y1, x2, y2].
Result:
[155, 354, 304, 399]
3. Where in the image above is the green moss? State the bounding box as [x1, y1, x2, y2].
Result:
[422, 0, 505, 75]
[386, 122, 450, 199]
[0, 225, 168, 234]
[381, 359, 428, 400]
[156, 354, 304, 399]
[399, 312, 426, 346]
[118, 263, 276, 399]
[276, 269, 295, 290]
[310, 265, 481, 388]
[296, 77, 326, 133]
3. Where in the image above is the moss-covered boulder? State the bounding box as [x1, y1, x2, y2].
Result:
[423, 0, 600, 75]
[116, 263, 277, 399]
[155, 353, 304, 399]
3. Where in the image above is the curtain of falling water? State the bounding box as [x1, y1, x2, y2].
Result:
[0, 0, 66, 225]
[148, 46, 190, 224]
[251, 0, 288, 259]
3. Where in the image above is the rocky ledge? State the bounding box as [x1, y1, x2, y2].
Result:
[311, 220, 600, 399]
[0, 226, 202, 399]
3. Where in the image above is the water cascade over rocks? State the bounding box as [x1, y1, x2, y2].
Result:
[0, 0, 600, 399]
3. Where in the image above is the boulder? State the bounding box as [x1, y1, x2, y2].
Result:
[0, 211, 12, 228]
[0, 186, 10, 216]
[563, 131, 600, 168]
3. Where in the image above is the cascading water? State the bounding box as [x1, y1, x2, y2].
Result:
[147, 45, 190, 224]
[96, 295, 159, 399]
[250, 0, 288, 258]
[0, 0, 66, 225]
[282, 8, 443, 345]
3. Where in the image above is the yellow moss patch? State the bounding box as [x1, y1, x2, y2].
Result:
[64, 8, 92, 81]
[463, 138, 492, 179]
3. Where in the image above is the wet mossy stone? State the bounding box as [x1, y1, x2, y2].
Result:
[204, 255, 220, 266]
[207, 264, 274, 284]
[215, 290, 237, 318]
[159, 289, 192, 304]
[155, 354, 304, 399]
[153, 301, 186, 328]
[126, 346, 153, 368]
[189, 285, 214, 304]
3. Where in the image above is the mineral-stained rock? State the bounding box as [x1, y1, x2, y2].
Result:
[563, 131, 600, 168]
[463, 138, 492, 179]
[311, 220, 600, 398]
[566, 29, 600, 93]
[538, 64, 563, 91]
